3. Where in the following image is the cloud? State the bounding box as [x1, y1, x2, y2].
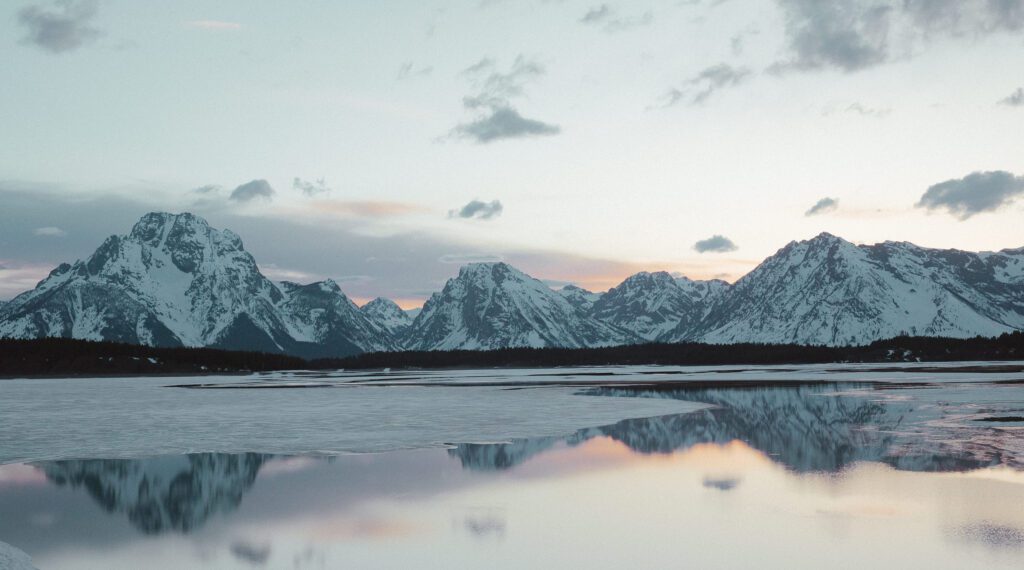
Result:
[186, 20, 242, 30]
[304, 199, 425, 218]
[772, 0, 1024, 74]
[1000, 87, 1024, 107]
[452, 107, 560, 143]
[17, 0, 102, 54]
[33, 226, 67, 237]
[230, 541, 270, 565]
[579, 4, 653, 32]
[448, 199, 503, 220]
[916, 170, 1024, 220]
[805, 197, 839, 216]
[192, 184, 221, 194]
[661, 64, 751, 107]
[450, 56, 561, 143]
[293, 177, 331, 197]
[439, 253, 504, 264]
[693, 234, 739, 253]
[823, 102, 891, 118]
[229, 179, 275, 202]
[397, 62, 433, 79]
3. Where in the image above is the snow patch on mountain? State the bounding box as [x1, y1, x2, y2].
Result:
[405, 263, 638, 350]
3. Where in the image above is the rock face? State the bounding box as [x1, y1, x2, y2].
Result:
[684, 233, 1024, 346]
[360, 297, 413, 342]
[0, 213, 392, 357]
[557, 285, 602, 313]
[404, 262, 639, 350]
[588, 271, 724, 341]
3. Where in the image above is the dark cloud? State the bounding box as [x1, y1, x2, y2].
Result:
[230, 541, 270, 566]
[661, 64, 751, 107]
[579, 4, 653, 32]
[1000, 87, 1024, 106]
[772, 0, 1024, 73]
[451, 56, 561, 143]
[452, 107, 560, 143]
[448, 199, 503, 220]
[229, 179, 275, 202]
[916, 170, 1024, 220]
[693, 234, 739, 253]
[292, 177, 331, 197]
[17, 0, 101, 54]
[805, 197, 839, 216]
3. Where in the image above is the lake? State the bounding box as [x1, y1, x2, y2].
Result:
[2, 363, 1024, 569]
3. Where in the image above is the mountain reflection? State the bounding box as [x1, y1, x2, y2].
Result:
[39, 453, 268, 534]
[31, 384, 1021, 536]
[450, 384, 1012, 473]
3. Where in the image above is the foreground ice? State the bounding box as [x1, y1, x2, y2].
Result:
[2, 362, 1022, 465]
[0, 540, 37, 570]
[0, 374, 705, 464]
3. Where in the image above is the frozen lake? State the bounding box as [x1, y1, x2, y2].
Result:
[2, 363, 1024, 568]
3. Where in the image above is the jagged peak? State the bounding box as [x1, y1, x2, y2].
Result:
[456, 261, 530, 282]
[363, 296, 402, 310]
[560, 284, 593, 294]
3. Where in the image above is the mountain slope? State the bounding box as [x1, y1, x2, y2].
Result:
[0, 213, 393, 357]
[590, 271, 725, 341]
[691, 233, 1024, 346]
[405, 262, 638, 350]
[360, 297, 413, 341]
[557, 285, 602, 313]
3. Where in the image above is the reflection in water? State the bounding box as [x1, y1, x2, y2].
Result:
[451, 384, 1021, 473]
[40, 453, 268, 534]
[4, 383, 1024, 569]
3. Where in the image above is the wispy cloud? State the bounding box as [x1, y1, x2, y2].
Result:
[450, 56, 561, 143]
[579, 4, 653, 33]
[916, 170, 1024, 220]
[17, 0, 101, 54]
[448, 199, 503, 220]
[186, 20, 242, 30]
[397, 62, 433, 80]
[439, 253, 504, 264]
[999, 87, 1024, 107]
[693, 234, 739, 253]
[660, 64, 751, 107]
[33, 226, 67, 237]
[822, 102, 891, 118]
[293, 177, 331, 197]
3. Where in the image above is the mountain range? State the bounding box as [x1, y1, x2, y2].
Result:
[0, 212, 1021, 356]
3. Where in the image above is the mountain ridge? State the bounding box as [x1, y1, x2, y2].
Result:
[1, 212, 1021, 354]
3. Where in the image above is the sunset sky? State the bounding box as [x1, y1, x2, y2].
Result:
[2, 0, 1023, 306]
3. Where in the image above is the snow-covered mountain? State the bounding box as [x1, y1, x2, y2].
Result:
[588, 271, 725, 341]
[557, 284, 602, 313]
[361, 297, 413, 340]
[684, 233, 1024, 346]
[0, 212, 392, 357]
[404, 262, 639, 350]
[1, 215, 1021, 354]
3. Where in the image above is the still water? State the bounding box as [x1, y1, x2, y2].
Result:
[2, 367, 1024, 568]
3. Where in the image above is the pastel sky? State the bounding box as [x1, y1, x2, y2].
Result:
[2, 0, 1023, 306]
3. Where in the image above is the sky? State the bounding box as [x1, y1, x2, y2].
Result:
[1, 0, 1023, 307]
